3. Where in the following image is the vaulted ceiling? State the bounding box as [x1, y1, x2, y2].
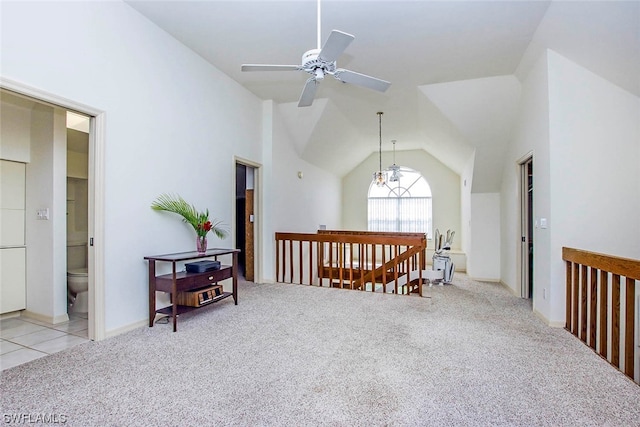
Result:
[127, 0, 639, 192]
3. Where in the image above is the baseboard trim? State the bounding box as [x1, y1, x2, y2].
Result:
[0, 311, 21, 320]
[499, 280, 519, 296]
[548, 320, 565, 328]
[470, 277, 500, 283]
[22, 310, 69, 325]
[532, 308, 564, 328]
[105, 319, 148, 339]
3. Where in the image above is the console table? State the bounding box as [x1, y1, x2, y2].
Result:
[145, 248, 240, 332]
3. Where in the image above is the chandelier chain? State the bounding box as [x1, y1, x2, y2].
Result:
[378, 112, 383, 173]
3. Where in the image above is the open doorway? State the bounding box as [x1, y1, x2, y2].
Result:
[0, 82, 105, 340]
[66, 112, 90, 326]
[519, 156, 533, 300]
[235, 161, 258, 282]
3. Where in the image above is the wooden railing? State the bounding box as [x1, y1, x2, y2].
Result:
[563, 247, 640, 383]
[275, 230, 427, 296]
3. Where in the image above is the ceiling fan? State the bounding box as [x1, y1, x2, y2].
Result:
[240, 0, 391, 107]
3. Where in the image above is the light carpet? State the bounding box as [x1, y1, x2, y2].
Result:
[1, 275, 639, 426]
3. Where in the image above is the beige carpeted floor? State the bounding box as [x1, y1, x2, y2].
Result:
[1, 274, 639, 426]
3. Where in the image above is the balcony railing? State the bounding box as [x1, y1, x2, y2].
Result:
[563, 247, 640, 384]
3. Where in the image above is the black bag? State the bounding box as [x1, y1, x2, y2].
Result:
[185, 260, 221, 273]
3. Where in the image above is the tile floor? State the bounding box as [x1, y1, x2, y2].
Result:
[0, 314, 90, 371]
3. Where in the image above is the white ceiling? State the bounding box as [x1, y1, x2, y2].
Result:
[126, 0, 639, 192]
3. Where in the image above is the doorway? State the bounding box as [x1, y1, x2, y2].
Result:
[0, 82, 105, 340]
[235, 161, 258, 282]
[66, 112, 90, 325]
[519, 156, 533, 299]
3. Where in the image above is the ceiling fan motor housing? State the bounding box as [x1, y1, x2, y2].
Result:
[302, 49, 336, 79]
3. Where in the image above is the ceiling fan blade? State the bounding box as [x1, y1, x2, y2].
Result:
[241, 64, 300, 72]
[298, 78, 319, 107]
[318, 30, 354, 63]
[334, 69, 391, 93]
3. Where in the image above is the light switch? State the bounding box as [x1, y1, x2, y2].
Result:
[36, 208, 50, 220]
[249, 214, 254, 223]
[540, 218, 547, 229]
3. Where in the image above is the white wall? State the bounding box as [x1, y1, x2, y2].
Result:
[547, 50, 640, 323]
[503, 49, 640, 326]
[259, 102, 342, 284]
[271, 103, 342, 235]
[342, 149, 462, 249]
[469, 193, 501, 281]
[2, 1, 264, 333]
[460, 155, 474, 261]
[25, 105, 68, 323]
[260, 101, 275, 284]
[501, 50, 551, 320]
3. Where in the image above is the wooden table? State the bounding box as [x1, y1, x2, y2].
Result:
[145, 248, 239, 332]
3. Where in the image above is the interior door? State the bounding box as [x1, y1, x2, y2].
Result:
[244, 188, 254, 282]
[520, 157, 533, 299]
[235, 163, 256, 282]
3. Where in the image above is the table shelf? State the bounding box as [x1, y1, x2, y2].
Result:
[145, 249, 240, 332]
[156, 291, 233, 316]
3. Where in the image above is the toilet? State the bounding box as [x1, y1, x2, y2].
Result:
[67, 242, 88, 313]
[67, 268, 88, 313]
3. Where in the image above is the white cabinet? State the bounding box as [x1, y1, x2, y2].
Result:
[0, 159, 26, 313]
[1, 160, 26, 247]
[0, 96, 31, 163]
[0, 248, 26, 313]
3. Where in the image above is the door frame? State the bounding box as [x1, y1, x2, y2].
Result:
[518, 152, 533, 300]
[233, 156, 262, 283]
[1, 77, 106, 340]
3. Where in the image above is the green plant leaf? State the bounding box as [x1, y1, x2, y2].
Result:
[151, 193, 228, 239]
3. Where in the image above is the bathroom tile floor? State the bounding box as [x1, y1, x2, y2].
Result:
[0, 314, 89, 371]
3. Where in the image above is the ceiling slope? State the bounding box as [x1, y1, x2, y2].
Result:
[125, 1, 638, 186]
[421, 76, 521, 193]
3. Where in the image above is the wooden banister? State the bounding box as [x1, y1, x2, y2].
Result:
[563, 247, 639, 384]
[353, 243, 425, 289]
[275, 230, 427, 296]
[563, 247, 640, 280]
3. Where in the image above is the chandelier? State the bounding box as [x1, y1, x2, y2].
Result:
[372, 112, 386, 187]
[388, 139, 402, 183]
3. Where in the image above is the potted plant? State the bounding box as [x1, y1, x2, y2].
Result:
[151, 193, 227, 253]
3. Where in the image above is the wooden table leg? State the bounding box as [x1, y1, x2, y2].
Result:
[232, 251, 238, 305]
[148, 260, 156, 327]
[172, 262, 177, 332]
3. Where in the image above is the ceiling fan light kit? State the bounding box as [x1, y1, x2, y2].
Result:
[240, 0, 390, 107]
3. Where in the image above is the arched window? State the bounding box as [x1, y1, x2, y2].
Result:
[367, 167, 433, 238]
